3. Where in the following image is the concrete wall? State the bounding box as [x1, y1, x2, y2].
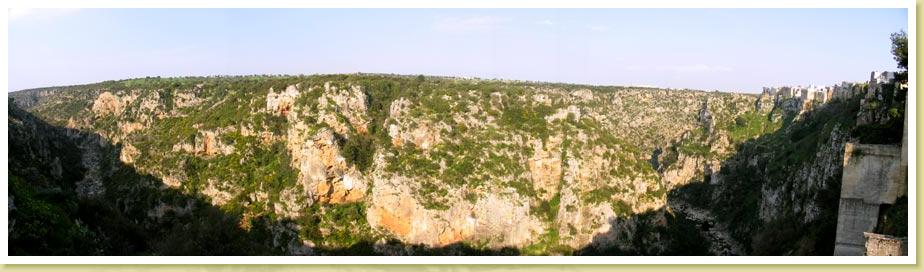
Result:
[839, 143, 905, 204]
[834, 199, 882, 255]
[833, 143, 904, 256]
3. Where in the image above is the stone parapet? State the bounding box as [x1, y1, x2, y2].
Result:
[864, 232, 907, 256]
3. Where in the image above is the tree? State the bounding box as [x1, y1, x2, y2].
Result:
[890, 30, 908, 71]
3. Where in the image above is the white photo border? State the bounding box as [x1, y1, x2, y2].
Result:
[0, 0, 916, 265]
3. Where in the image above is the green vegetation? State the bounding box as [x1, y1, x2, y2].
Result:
[851, 83, 906, 145]
[341, 134, 376, 172]
[9, 64, 907, 257]
[508, 179, 538, 198]
[9, 105, 280, 255]
[891, 30, 908, 71]
[159, 89, 175, 112]
[499, 101, 554, 142]
[725, 111, 779, 143]
[875, 196, 908, 237]
[658, 211, 713, 255]
[14, 74, 736, 256]
[706, 98, 863, 255]
[610, 200, 633, 216]
[583, 186, 619, 204]
[339, 77, 421, 171]
[522, 226, 571, 255]
[533, 193, 561, 222]
[8, 175, 96, 255]
[298, 203, 379, 251]
[676, 127, 712, 157]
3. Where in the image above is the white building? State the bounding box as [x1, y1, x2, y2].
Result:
[800, 88, 812, 102]
[815, 90, 829, 103]
[871, 71, 896, 85]
[832, 81, 856, 101]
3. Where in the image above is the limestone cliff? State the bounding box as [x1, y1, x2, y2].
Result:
[10, 73, 898, 256]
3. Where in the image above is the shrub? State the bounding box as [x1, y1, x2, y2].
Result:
[342, 134, 375, 172]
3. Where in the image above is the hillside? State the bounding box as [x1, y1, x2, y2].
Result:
[7, 73, 905, 255]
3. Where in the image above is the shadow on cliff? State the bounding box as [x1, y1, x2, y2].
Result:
[2, 100, 811, 256]
[579, 97, 880, 256]
[9, 95, 881, 256]
[575, 205, 715, 256]
[700, 98, 864, 256]
[7, 104, 696, 256]
[574, 179, 746, 256]
[8, 102, 525, 256]
[9, 102, 284, 255]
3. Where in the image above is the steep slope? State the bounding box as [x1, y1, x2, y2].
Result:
[8, 102, 278, 255]
[672, 77, 906, 255]
[9, 73, 901, 255]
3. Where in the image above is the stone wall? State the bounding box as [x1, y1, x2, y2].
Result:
[864, 232, 907, 256]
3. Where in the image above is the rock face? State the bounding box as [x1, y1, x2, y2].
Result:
[75, 135, 107, 199]
[12, 73, 900, 256]
[202, 178, 237, 207]
[527, 138, 563, 200]
[366, 173, 542, 248]
[757, 125, 849, 224]
[386, 97, 444, 150]
[699, 103, 714, 133]
[119, 143, 140, 164]
[174, 90, 202, 109]
[318, 83, 370, 135]
[91, 91, 124, 117]
[12, 75, 762, 255]
[119, 121, 146, 137]
[190, 130, 236, 156]
[661, 152, 704, 187]
[267, 85, 300, 116]
[289, 129, 368, 205]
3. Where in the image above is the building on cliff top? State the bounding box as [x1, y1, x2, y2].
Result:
[760, 72, 889, 115]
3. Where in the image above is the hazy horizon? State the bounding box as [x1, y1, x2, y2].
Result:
[9, 8, 908, 93]
[3, 72, 771, 95]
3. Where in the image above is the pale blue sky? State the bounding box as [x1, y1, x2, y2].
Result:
[8, 8, 908, 93]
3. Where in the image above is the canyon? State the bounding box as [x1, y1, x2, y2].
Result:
[7, 72, 907, 255]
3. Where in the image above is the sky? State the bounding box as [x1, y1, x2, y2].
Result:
[8, 8, 908, 93]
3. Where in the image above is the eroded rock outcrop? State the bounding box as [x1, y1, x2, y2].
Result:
[119, 142, 140, 165]
[287, 128, 368, 206]
[386, 97, 445, 150]
[267, 85, 301, 116]
[527, 138, 563, 200]
[16, 74, 839, 255]
[174, 90, 202, 109]
[201, 130, 235, 156]
[118, 121, 146, 136]
[317, 83, 370, 135]
[367, 173, 542, 248]
[91, 91, 124, 117]
[661, 152, 705, 187]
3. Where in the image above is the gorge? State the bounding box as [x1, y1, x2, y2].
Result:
[7, 71, 907, 256]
